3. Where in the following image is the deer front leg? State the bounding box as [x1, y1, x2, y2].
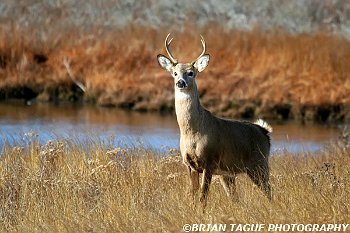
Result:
[199, 168, 213, 208]
[219, 175, 238, 201]
[189, 166, 199, 201]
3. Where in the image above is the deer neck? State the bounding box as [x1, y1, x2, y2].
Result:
[174, 83, 203, 134]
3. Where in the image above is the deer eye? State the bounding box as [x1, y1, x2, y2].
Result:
[174, 72, 178, 76]
[188, 71, 194, 77]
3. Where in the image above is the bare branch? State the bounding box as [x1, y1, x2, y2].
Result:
[63, 57, 86, 93]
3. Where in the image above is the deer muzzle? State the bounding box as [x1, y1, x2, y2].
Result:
[176, 79, 187, 89]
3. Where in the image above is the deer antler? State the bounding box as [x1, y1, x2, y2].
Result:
[165, 33, 178, 64]
[191, 35, 206, 64]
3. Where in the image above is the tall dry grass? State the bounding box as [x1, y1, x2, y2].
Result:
[0, 133, 349, 232]
[1, 24, 350, 120]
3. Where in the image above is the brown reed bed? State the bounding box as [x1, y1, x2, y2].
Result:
[0, 132, 349, 232]
[0, 24, 350, 121]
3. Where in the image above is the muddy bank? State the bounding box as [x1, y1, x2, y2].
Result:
[1, 84, 349, 123]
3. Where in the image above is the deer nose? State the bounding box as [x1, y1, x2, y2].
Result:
[176, 79, 187, 89]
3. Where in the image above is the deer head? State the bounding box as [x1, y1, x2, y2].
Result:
[157, 33, 210, 93]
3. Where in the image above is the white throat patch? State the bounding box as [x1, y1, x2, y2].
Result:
[175, 91, 191, 100]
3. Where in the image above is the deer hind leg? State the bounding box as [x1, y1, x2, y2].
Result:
[247, 166, 272, 201]
[189, 166, 199, 201]
[219, 175, 238, 200]
[199, 168, 213, 208]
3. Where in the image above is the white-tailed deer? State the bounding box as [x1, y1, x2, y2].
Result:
[157, 33, 272, 207]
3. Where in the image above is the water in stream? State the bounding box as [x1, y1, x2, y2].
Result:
[0, 102, 344, 154]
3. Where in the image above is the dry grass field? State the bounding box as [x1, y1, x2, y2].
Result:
[0, 131, 349, 232]
[1, 24, 350, 121]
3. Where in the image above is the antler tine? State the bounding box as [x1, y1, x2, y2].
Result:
[192, 34, 206, 64]
[164, 33, 178, 64]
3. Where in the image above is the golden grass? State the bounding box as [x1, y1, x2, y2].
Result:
[0, 135, 349, 232]
[1, 24, 350, 120]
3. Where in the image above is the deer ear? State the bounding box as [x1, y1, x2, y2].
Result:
[157, 54, 174, 72]
[194, 54, 210, 72]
